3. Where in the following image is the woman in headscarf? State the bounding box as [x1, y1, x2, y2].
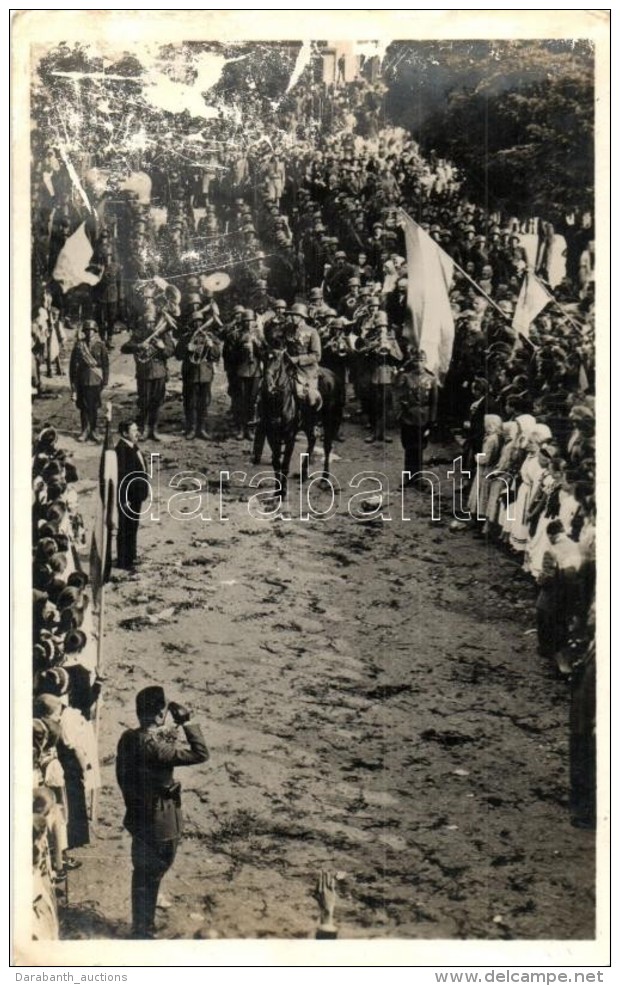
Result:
[484, 420, 518, 537]
[508, 422, 553, 556]
[500, 414, 536, 541]
[467, 414, 503, 526]
[524, 451, 577, 578]
[34, 688, 99, 852]
[566, 404, 595, 465]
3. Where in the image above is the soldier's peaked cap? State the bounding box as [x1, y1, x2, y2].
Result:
[136, 686, 167, 719]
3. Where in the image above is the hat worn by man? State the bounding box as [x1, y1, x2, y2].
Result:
[136, 685, 167, 721]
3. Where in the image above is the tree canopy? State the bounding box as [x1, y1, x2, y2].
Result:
[383, 40, 595, 220]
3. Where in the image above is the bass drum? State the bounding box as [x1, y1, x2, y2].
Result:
[201, 271, 231, 293]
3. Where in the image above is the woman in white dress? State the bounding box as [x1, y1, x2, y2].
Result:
[467, 414, 503, 522]
[485, 420, 518, 536]
[524, 451, 564, 577]
[500, 414, 536, 540]
[509, 423, 552, 555]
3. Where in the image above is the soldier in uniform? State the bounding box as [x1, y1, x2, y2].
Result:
[234, 309, 263, 440]
[175, 312, 221, 440]
[93, 248, 124, 348]
[338, 276, 362, 319]
[320, 315, 350, 394]
[263, 299, 288, 350]
[360, 311, 402, 443]
[221, 304, 245, 421]
[284, 303, 322, 409]
[69, 319, 109, 443]
[307, 286, 329, 324]
[393, 348, 439, 484]
[121, 304, 176, 442]
[116, 686, 209, 938]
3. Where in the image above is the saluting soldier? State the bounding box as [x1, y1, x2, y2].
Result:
[175, 312, 221, 440]
[121, 303, 175, 442]
[116, 686, 209, 939]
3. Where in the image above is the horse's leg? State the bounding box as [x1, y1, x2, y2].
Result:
[242, 380, 252, 439]
[281, 426, 296, 497]
[301, 410, 317, 483]
[266, 424, 285, 507]
[252, 416, 266, 464]
[321, 401, 333, 480]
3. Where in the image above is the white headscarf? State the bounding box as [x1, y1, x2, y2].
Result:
[484, 414, 503, 435]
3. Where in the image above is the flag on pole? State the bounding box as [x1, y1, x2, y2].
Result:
[512, 272, 552, 338]
[52, 222, 102, 294]
[399, 209, 455, 383]
[89, 411, 118, 607]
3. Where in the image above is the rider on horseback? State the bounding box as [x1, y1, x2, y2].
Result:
[263, 299, 288, 350]
[284, 303, 322, 410]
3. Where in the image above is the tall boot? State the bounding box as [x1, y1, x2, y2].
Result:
[89, 410, 101, 443]
[147, 409, 162, 442]
[196, 410, 209, 440]
[77, 410, 89, 442]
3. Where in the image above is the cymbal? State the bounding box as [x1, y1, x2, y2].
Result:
[201, 271, 231, 293]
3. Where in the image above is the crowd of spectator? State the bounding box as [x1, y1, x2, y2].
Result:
[32, 426, 103, 938]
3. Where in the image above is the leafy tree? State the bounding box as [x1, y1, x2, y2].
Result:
[383, 40, 595, 220]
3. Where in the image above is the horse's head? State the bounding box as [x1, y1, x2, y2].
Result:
[262, 349, 296, 420]
[263, 349, 288, 394]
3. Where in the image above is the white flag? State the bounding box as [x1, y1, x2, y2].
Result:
[52, 222, 102, 294]
[512, 272, 552, 338]
[399, 210, 455, 383]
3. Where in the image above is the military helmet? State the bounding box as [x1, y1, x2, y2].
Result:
[274, 299, 287, 310]
[289, 303, 308, 319]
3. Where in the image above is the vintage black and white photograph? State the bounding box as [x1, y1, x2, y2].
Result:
[14, 9, 608, 962]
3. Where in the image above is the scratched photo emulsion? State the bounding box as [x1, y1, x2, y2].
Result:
[27, 36, 597, 944]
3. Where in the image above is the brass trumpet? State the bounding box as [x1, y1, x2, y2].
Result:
[188, 319, 217, 364]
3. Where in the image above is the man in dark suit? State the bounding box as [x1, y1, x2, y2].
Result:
[116, 686, 209, 939]
[115, 420, 150, 571]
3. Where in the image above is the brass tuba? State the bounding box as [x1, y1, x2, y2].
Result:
[134, 315, 173, 364]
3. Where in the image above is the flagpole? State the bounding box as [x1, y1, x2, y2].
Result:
[90, 402, 112, 827]
[549, 298, 584, 334]
[398, 208, 511, 323]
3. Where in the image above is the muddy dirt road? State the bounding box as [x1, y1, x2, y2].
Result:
[33, 337, 595, 941]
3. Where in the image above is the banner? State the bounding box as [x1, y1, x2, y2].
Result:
[512, 271, 552, 338]
[399, 209, 455, 383]
[52, 222, 103, 293]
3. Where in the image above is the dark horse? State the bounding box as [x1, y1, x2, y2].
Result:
[253, 350, 344, 503]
